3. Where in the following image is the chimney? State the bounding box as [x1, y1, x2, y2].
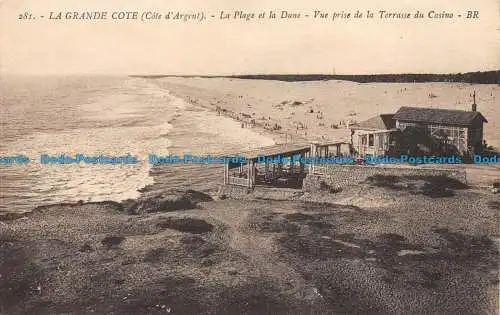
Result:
[471, 91, 477, 112]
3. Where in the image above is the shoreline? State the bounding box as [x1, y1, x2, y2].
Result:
[136, 84, 278, 199]
[167, 86, 289, 145]
[150, 78, 314, 145]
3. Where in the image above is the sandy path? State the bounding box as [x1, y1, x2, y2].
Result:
[204, 203, 326, 306]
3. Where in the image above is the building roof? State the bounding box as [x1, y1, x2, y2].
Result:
[393, 106, 488, 126]
[354, 114, 396, 130]
[235, 142, 311, 160]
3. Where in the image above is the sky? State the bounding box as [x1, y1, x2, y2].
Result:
[0, 0, 498, 75]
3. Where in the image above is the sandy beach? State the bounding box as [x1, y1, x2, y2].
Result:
[150, 77, 500, 148]
[1, 77, 499, 314]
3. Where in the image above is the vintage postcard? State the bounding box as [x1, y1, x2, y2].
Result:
[0, 0, 499, 314]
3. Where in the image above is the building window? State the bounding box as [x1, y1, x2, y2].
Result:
[368, 134, 374, 147]
[361, 135, 367, 145]
[378, 135, 384, 148]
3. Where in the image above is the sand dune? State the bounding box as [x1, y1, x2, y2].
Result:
[2, 180, 498, 314]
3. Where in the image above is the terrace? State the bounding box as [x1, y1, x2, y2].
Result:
[224, 141, 351, 188]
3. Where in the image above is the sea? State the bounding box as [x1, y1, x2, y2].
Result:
[0, 76, 273, 214]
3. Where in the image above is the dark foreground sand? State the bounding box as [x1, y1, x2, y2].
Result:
[1, 176, 498, 315]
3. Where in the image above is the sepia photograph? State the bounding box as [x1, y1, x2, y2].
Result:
[1, 0, 499, 314]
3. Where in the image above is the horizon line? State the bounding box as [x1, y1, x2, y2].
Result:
[1, 70, 498, 77]
[130, 70, 499, 76]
